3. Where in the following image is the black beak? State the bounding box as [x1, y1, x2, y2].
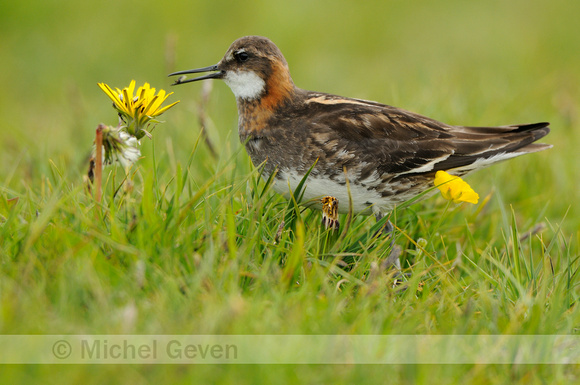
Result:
[168, 64, 224, 85]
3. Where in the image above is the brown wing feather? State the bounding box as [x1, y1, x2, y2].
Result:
[299, 92, 550, 176]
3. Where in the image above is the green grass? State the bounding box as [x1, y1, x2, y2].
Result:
[2, 0, 580, 383]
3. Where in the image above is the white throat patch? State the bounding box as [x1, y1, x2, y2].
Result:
[223, 70, 266, 100]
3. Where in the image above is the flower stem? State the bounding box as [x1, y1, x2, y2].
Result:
[426, 200, 451, 246]
[95, 124, 105, 203]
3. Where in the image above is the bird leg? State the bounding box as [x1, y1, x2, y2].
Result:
[372, 208, 402, 270]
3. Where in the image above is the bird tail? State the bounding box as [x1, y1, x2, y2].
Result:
[500, 122, 552, 154]
[435, 122, 551, 173]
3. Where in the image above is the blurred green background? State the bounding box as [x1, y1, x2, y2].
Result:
[1, 0, 579, 382]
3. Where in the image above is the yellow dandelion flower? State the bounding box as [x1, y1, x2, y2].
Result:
[97, 80, 135, 117]
[321, 196, 340, 231]
[434, 171, 479, 204]
[97, 80, 179, 138]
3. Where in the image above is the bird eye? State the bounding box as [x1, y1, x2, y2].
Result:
[235, 51, 249, 62]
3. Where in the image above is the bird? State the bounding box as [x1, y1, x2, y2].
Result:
[168, 35, 551, 233]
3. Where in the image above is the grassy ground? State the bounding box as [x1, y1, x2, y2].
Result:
[1, 0, 580, 383]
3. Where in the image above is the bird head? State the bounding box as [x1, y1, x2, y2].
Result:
[169, 36, 295, 105]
